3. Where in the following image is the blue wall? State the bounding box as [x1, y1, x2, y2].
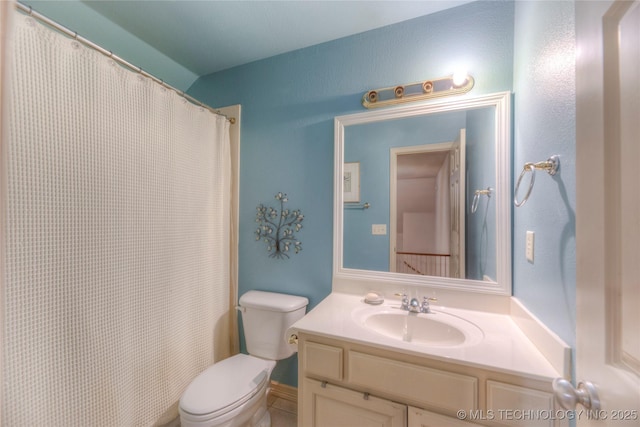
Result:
[189, 1, 515, 386]
[512, 1, 576, 349]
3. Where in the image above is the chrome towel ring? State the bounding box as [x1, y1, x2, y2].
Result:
[514, 155, 560, 207]
[471, 187, 493, 213]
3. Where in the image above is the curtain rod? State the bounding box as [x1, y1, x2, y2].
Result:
[14, 2, 235, 124]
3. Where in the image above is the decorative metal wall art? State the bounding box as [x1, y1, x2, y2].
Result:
[255, 192, 303, 259]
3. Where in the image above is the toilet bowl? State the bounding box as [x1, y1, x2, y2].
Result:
[179, 291, 308, 427]
[179, 354, 276, 427]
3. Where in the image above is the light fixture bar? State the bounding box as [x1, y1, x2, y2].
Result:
[362, 74, 474, 109]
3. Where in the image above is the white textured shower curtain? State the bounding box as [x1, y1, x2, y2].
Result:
[3, 12, 230, 426]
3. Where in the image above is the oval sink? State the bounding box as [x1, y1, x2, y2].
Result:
[354, 308, 483, 347]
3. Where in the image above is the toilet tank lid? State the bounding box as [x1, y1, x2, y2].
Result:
[240, 290, 308, 312]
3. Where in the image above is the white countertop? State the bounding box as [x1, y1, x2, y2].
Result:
[289, 292, 562, 381]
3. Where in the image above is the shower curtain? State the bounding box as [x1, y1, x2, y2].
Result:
[2, 10, 231, 426]
[0, 0, 13, 418]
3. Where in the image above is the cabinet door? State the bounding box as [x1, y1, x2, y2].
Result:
[486, 381, 564, 427]
[302, 378, 407, 427]
[409, 406, 485, 427]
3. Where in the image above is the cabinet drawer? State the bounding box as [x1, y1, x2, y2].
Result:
[348, 351, 478, 412]
[303, 341, 343, 381]
[486, 381, 556, 427]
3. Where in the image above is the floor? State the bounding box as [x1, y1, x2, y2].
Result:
[267, 393, 297, 427]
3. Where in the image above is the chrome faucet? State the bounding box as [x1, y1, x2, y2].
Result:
[408, 297, 421, 313]
[395, 293, 437, 313]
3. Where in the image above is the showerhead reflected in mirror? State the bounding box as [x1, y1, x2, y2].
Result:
[334, 92, 512, 295]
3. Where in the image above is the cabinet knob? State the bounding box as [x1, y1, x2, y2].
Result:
[552, 378, 600, 411]
[288, 334, 298, 345]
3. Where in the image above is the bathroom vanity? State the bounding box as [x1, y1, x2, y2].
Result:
[290, 293, 569, 427]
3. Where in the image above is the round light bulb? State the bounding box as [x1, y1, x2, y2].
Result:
[452, 71, 468, 87]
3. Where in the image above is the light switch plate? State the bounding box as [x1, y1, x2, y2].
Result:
[526, 231, 535, 263]
[372, 224, 387, 235]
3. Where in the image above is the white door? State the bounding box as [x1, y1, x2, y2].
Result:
[449, 129, 466, 279]
[572, 0, 640, 424]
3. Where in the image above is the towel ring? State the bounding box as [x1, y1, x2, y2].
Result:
[514, 155, 559, 207]
[471, 187, 493, 213]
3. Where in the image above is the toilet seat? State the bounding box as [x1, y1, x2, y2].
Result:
[180, 354, 276, 419]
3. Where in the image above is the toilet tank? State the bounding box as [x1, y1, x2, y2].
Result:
[239, 290, 309, 360]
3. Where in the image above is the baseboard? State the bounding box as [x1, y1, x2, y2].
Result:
[269, 381, 297, 404]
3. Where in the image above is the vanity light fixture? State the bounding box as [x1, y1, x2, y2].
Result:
[362, 73, 474, 109]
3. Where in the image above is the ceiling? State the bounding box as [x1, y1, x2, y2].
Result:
[79, 1, 474, 77]
[398, 151, 448, 180]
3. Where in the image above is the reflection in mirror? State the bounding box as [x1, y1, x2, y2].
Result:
[334, 92, 511, 295]
[343, 108, 495, 281]
[394, 146, 453, 277]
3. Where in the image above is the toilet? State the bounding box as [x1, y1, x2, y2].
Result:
[179, 290, 309, 427]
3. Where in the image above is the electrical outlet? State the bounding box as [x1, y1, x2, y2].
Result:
[372, 224, 387, 235]
[526, 231, 535, 263]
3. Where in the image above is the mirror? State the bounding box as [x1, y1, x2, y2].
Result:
[333, 92, 511, 294]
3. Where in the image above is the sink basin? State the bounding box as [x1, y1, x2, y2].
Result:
[353, 307, 483, 347]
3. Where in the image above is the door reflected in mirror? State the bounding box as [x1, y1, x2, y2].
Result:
[335, 92, 511, 295]
[394, 148, 452, 278]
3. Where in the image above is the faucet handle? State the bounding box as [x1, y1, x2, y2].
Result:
[420, 296, 437, 313]
[394, 292, 409, 310]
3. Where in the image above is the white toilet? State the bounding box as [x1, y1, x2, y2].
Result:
[179, 290, 309, 427]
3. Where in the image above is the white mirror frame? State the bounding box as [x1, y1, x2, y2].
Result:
[333, 91, 512, 295]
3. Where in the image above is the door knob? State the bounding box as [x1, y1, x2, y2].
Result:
[552, 378, 601, 411]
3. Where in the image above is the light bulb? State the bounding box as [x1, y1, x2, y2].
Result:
[452, 71, 468, 87]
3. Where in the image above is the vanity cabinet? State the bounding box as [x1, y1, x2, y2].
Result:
[298, 333, 564, 427]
